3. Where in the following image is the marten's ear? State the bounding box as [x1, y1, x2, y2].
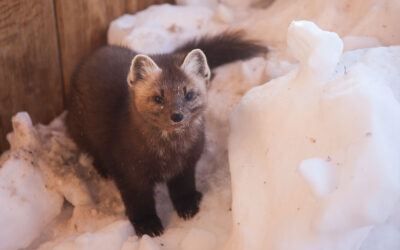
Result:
[181, 49, 211, 82]
[127, 54, 161, 86]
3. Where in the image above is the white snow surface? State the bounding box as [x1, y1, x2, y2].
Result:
[0, 114, 64, 250]
[0, 0, 399, 249]
[227, 20, 400, 250]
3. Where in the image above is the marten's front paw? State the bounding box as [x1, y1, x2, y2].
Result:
[132, 215, 164, 237]
[174, 191, 202, 220]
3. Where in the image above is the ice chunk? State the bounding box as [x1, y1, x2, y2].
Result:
[287, 21, 343, 82]
[7, 112, 39, 150]
[226, 20, 400, 250]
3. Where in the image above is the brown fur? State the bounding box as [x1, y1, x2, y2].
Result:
[66, 33, 267, 236]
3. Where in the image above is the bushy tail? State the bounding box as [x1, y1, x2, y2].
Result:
[173, 31, 268, 69]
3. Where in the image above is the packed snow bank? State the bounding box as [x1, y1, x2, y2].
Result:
[109, 0, 400, 80]
[108, 4, 222, 54]
[176, 0, 400, 48]
[0, 113, 64, 250]
[227, 20, 400, 250]
[0, 112, 128, 250]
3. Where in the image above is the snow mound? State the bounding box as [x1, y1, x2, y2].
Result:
[0, 113, 64, 250]
[227, 20, 400, 250]
[108, 4, 221, 54]
[0, 112, 129, 250]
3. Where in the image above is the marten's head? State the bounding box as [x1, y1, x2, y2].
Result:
[127, 49, 211, 132]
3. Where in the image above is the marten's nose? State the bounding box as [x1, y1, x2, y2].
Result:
[171, 113, 184, 123]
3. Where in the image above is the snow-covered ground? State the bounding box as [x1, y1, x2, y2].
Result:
[0, 0, 399, 249]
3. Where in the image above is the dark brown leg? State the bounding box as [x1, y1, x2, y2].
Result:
[167, 164, 202, 219]
[115, 176, 163, 237]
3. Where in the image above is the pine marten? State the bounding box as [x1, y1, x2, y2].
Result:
[66, 31, 267, 236]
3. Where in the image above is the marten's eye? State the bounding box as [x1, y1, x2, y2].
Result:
[185, 92, 195, 102]
[154, 96, 164, 104]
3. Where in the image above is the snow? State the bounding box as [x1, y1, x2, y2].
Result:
[298, 158, 337, 198]
[180, 228, 217, 250]
[227, 20, 400, 250]
[0, 0, 399, 250]
[52, 220, 133, 250]
[107, 4, 219, 54]
[0, 113, 64, 250]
